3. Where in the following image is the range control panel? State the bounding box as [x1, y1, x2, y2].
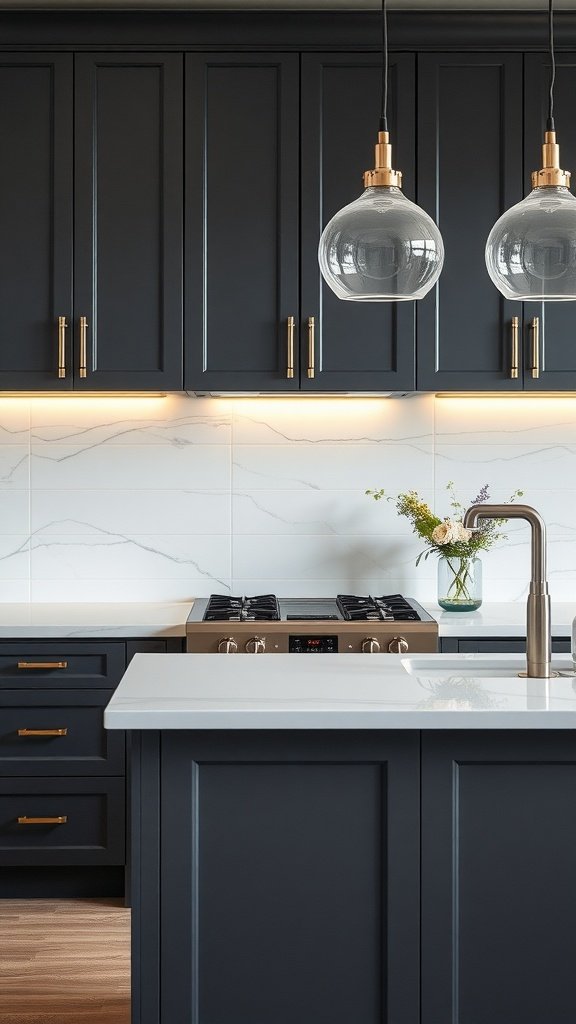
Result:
[288, 635, 338, 653]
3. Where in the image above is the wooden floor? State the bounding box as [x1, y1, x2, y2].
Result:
[0, 899, 130, 1024]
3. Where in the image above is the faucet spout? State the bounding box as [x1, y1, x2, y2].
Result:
[462, 504, 551, 678]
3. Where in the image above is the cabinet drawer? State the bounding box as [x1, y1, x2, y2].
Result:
[0, 642, 125, 688]
[0, 777, 125, 866]
[0, 690, 124, 776]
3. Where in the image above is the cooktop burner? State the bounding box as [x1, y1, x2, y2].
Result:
[203, 594, 280, 622]
[336, 594, 422, 622]
[201, 593, 423, 623]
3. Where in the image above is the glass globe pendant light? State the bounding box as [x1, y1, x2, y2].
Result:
[486, 0, 576, 300]
[317, 0, 444, 302]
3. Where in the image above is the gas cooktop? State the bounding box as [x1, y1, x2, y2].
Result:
[190, 593, 434, 624]
[186, 593, 438, 654]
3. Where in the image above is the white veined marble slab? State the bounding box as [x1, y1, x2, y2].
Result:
[103, 652, 576, 730]
[0, 602, 191, 638]
[421, 601, 576, 638]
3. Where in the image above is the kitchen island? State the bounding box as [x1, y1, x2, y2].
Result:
[105, 652, 576, 1024]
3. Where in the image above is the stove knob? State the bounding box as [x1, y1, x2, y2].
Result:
[245, 636, 266, 654]
[361, 637, 381, 654]
[217, 637, 238, 654]
[388, 636, 409, 654]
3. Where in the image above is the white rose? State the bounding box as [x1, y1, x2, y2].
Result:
[432, 521, 454, 545]
[454, 522, 472, 543]
[432, 520, 472, 546]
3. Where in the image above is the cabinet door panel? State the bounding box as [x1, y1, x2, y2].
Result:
[0, 54, 72, 390]
[185, 54, 299, 393]
[159, 731, 420, 1024]
[417, 55, 523, 391]
[422, 731, 576, 1024]
[524, 55, 576, 389]
[74, 54, 183, 391]
[301, 54, 416, 392]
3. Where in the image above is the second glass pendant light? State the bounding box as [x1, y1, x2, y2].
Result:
[485, 0, 576, 301]
[318, 0, 444, 302]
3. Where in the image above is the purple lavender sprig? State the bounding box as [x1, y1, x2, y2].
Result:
[471, 484, 490, 505]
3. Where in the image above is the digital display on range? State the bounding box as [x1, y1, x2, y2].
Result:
[289, 635, 338, 653]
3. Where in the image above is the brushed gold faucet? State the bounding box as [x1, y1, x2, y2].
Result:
[462, 504, 552, 678]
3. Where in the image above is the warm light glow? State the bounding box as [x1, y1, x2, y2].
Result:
[436, 393, 576, 400]
[216, 396, 424, 418]
[0, 393, 167, 401]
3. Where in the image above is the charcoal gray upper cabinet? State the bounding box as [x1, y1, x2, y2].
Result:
[74, 54, 183, 391]
[0, 53, 183, 393]
[417, 54, 524, 391]
[523, 54, 576, 390]
[185, 54, 300, 393]
[299, 53, 416, 392]
[185, 53, 416, 393]
[0, 55, 73, 391]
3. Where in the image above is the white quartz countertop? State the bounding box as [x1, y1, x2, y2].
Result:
[420, 601, 576, 638]
[104, 652, 576, 730]
[0, 599, 572, 641]
[0, 602, 191, 638]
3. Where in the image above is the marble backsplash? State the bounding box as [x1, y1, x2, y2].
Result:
[0, 392, 575, 603]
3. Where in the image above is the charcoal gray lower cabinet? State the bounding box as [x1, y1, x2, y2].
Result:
[0, 637, 182, 898]
[422, 731, 576, 1024]
[132, 730, 420, 1024]
[131, 726, 576, 1024]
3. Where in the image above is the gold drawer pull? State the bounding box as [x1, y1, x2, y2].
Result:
[17, 816, 68, 825]
[286, 316, 295, 379]
[79, 315, 88, 378]
[58, 315, 67, 379]
[17, 728, 68, 737]
[17, 661, 68, 670]
[510, 316, 519, 379]
[307, 316, 315, 379]
[530, 316, 540, 378]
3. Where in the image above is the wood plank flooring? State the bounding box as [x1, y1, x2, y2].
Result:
[0, 899, 130, 1024]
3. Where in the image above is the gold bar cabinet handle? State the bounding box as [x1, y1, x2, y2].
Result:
[17, 661, 68, 670]
[286, 316, 295, 379]
[57, 316, 67, 379]
[17, 816, 67, 825]
[17, 728, 68, 737]
[510, 316, 519, 379]
[79, 316, 88, 378]
[307, 316, 315, 379]
[531, 316, 540, 379]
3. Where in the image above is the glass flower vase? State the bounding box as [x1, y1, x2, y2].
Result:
[437, 555, 482, 612]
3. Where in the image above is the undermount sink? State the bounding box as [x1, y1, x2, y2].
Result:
[401, 656, 528, 678]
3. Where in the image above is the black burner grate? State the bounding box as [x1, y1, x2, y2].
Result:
[336, 594, 421, 622]
[203, 594, 280, 622]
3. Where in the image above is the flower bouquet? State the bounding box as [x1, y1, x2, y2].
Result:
[366, 481, 523, 611]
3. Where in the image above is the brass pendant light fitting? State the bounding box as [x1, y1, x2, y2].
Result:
[531, 130, 571, 189]
[531, 0, 571, 189]
[363, 130, 403, 188]
[363, 0, 403, 189]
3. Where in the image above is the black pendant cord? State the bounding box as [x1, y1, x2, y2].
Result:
[379, 0, 388, 133]
[547, 0, 556, 131]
